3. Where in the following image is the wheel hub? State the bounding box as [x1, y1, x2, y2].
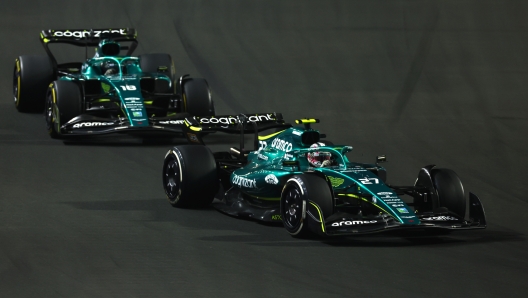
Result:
[164, 160, 180, 197]
[283, 187, 303, 229]
[288, 204, 298, 216]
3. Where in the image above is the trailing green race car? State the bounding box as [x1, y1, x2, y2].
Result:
[13, 28, 214, 139]
[162, 117, 487, 238]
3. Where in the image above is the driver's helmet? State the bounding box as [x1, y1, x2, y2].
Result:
[95, 40, 121, 57]
[101, 59, 119, 75]
[307, 142, 332, 167]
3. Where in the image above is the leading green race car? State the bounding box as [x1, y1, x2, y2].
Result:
[162, 117, 487, 238]
[13, 28, 214, 139]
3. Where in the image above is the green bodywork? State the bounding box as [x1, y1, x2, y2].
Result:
[38, 29, 174, 129]
[230, 127, 420, 225]
[60, 55, 171, 127]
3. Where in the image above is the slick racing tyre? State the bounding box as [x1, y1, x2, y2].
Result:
[431, 168, 466, 218]
[45, 81, 82, 138]
[13, 55, 54, 112]
[280, 174, 334, 238]
[139, 53, 175, 92]
[163, 145, 218, 208]
[182, 78, 215, 117]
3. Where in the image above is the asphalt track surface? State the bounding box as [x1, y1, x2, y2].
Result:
[1, 1, 528, 297]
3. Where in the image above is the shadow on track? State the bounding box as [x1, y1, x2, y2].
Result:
[63, 198, 522, 248]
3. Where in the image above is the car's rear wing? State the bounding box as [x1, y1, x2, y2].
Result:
[39, 28, 138, 70]
[181, 113, 291, 148]
[40, 28, 137, 46]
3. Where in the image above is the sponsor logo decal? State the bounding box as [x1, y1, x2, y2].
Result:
[382, 199, 402, 203]
[422, 216, 458, 221]
[331, 220, 377, 227]
[132, 111, 142, 117]
[73, 122, 113, 128]
[159, 120, 185, 125]
[264, 174, 279, 185]
[283, 153, 294, 160]
[271, 138, 293, 152]
[396, 208, 409, 214]
[232, 174, 257, 188]
[271, 215, 282, 221]
[122, 97, 143, 108]
[199, 114, 275, 126]
[381, 196, 399, 200]
[376, 192, 398, 200]
[257, 153, 268, 161]
[52, 29, 127, 38]
[292, 130, 302, 136]
[327, 176, 344, 187]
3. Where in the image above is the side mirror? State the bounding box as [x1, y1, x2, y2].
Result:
[376, 155, 387, 163]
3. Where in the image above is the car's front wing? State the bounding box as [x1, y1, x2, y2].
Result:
[312, 192, 487, 236]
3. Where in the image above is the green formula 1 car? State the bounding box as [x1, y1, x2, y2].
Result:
[162, 117, 487, 238]
[13, 28, 214, 139]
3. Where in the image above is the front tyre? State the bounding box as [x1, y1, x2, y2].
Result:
[280, 174, 334, 238]
[45, 81, 82, 138]
[163, 145, 218, 208]
[13, 55, 54, 112]
[431, 168, 466, 218]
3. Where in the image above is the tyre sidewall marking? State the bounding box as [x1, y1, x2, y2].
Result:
[51, 86, 60, 132]
[15, 59, 21, 106]
[283, 177, 307, 235]
[182, 93, 187, 112]
[171, 150, 184, 203]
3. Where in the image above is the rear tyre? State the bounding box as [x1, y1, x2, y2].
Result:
[280, 174, 333, 238]
[182, 78, 215, 117]
[163, 145, 218, 208]
[431, 168, 466, 218]
[13, 55, 54, 112]
[45, 81, 82, 138]
[139, 53, 175, 92]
